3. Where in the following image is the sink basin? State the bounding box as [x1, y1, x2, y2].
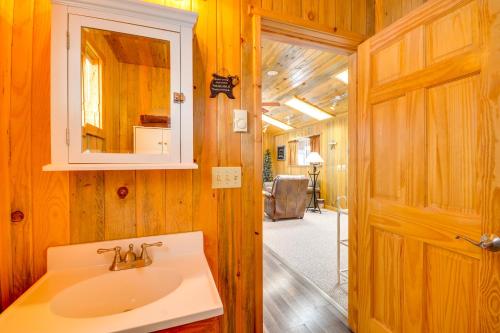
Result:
[51, 267, 182, 318]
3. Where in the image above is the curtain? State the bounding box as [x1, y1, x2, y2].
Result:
[288, 140, 298, 166]
[310, 135, 320, 154]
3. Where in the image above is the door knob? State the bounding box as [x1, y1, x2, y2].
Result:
[456, 234, 500, 252]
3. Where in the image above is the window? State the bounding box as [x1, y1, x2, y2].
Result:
[82, 44, 102, 128]
[297, 138, 311, 166]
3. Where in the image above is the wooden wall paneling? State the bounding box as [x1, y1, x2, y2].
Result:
[352, 0, 367, 35]
[301, 0, 319, 23]
[136, 170, 166, 236]
[70, 172, 105, 243]
[9, 0, 35, 300]
[217, 0, 243, 331]
[164, 170, 193, 233]
[335, 0, 352, 32]
[318, 0, 335, 28]
[191, 0, 219, 295]
[104, 171, 136, 239]
[375, 0, 427, 32]
[31, 0, 70, 281]
[0, 0, 14, 311]
[119, 64, 129, 152]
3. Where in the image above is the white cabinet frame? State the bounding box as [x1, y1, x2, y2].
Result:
[45, 0, 198, 171]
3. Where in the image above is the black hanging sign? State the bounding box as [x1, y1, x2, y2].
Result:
[210, 74, 239, 99]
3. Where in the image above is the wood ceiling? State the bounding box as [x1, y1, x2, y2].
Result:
[100, 30, 170, 68]
[261, 38, 349, 135]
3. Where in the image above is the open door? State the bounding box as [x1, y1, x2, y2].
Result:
[357, 0, 500, 332]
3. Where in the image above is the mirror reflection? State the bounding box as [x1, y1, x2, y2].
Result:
[81, 27, 171, 154]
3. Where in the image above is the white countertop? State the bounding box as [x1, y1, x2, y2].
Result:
[0, 231, 223, 333]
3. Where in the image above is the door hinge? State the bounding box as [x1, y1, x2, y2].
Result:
[173, 92, 185, 104]
[66, 31, 70, 50]
[66, 128, 70, 145]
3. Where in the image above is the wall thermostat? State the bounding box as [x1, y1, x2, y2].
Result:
[233, 109, 247, 132]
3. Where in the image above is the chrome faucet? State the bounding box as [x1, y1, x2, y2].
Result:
[97, 242, 163, 271]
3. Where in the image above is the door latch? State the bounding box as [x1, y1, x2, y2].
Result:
[456, 234, 500, 252]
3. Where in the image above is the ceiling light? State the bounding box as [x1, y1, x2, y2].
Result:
[285, 97, 333, 121]
[335, 69, 349, 84]
[262, 114, 294, 131]
[267, 70, 279, 76]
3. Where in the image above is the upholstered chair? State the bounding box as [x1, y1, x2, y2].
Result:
[264, 175, 309, 221]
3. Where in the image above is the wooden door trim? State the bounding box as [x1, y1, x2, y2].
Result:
[249, 5, 365, 55]
[0, 0, 14, 311]
[250, 8, 363, 331]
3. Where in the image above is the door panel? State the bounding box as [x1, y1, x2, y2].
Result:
[357, 0, 499, 332]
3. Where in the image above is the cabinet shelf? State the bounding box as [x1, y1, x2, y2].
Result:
[42, 163, 198, 171]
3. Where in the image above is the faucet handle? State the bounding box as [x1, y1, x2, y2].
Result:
[97, 246, 121, 255]
[139, 241, 163, 262]
[97, 246, 122, 271]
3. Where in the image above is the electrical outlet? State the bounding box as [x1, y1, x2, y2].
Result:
[212, 167, 242, 189]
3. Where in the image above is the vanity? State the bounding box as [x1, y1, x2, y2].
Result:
[0, 232, 223, 332]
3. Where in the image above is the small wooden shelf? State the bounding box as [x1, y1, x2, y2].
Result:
[42, 163, 198, 171]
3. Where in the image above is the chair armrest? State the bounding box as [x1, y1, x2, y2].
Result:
[263, 191, 273, 198]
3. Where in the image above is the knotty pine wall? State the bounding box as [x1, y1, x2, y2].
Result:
[375, 0, 427, 32]
[0, 0, 369, 331]
[265, 115, 349, 208]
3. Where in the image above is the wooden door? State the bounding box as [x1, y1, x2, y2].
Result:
[357, 0, 500, 332]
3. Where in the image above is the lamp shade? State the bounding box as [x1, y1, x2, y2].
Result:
[306, 152, 324, 165]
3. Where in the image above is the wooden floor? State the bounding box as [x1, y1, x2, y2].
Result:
[263, 246, 351, 333]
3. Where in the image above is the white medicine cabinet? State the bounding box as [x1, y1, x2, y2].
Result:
[44, 0, 198, 171]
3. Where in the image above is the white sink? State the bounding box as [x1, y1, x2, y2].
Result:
[51, 268, 183, 318]
[0, 231, 223, 333]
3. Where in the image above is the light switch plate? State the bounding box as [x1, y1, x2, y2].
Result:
[212, 167, 242, 189]
[233, 109, 247, 132]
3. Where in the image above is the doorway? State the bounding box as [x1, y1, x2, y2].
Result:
[259, 28, 356, 332]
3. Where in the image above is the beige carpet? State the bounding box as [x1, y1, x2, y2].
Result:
[263, 209, 348, 313]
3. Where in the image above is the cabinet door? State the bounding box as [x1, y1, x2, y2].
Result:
[134, 127, 163, 154]
[162, 128, 171, 154]
[67, 15, 181, 164]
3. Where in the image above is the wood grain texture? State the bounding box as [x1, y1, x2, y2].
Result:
[428, 75, 480, 215]
[480, 2, 500, 331]
[2, 0, 369, 331]
[425, 246, 479, 332]
[257, 0, 369, 35]
[375, 0, 426, 32]
[358, 1, 497, 332]
[70, 172, 105, 243]
[9, 0, 35, 300]
[372, 229, 403, 332]
[261, 38, 349, 133]
[104, 171, 136, 240]
[0, 0, 14, 311]
[31, 0, 70, 281]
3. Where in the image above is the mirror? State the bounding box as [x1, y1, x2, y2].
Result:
[80, 27, 171, 155]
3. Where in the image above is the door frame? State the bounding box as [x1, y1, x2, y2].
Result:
[249, 7, 366, 331]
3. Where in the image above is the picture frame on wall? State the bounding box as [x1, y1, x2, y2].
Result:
[277, 145, 286, 161]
